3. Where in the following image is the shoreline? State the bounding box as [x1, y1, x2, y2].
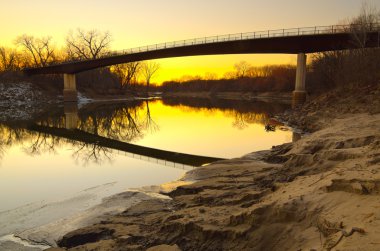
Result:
[48, 84, 380, 250]
[0, 179, 190, 250]
[51, 112, 380, 251]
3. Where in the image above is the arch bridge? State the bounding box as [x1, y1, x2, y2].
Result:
[24, 24, 380, 105]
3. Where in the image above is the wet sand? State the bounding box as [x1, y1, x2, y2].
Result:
[0, 184, 174, 251]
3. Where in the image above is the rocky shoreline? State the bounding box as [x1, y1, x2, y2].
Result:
[45, 85, 380, 251]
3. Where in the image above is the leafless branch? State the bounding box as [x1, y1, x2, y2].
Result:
[65, 29, 112, 60]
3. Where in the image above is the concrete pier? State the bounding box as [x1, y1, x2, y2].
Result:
[63, 74, 77, 102]
[64, 102, 78, 130]
[292, 53, 307, 107]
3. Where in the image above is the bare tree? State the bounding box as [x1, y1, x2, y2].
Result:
[111, 62, 141, 88]
[179, 75, 202, 82]
[223, 71, 236, 79]
[141, 61, 160, 91]
[350, 3, 380, 48]
[15, 35, 55, 67]
[0, 47, 20, 71]
[310, 3, 380, 90]
[246, 66, 266, 78]
[204, 72, 218, 80]
[234, 61, 251, 78]
[347, 3, 380, 86]
[66, 29, 112, 60]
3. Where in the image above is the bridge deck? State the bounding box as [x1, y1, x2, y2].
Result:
[24, 24, 380, 75]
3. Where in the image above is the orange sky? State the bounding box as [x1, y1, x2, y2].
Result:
[1, 0, 378, 83]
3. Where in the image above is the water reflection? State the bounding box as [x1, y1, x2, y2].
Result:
[0, 98, 293, 166]
[64, 102, 79, 130]
[0, 98, 298, 214]
[28, 124, 222, 167]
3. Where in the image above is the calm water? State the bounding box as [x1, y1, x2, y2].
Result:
[0, 98, 292, 212]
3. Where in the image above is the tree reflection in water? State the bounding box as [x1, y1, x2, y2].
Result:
[37, 100, 153, 165]
[161, 97, 290, 129]
[0, 98, 290, 165]
[72, 141, 113, 165]
[231, 111, 269, 129]
[0, 125, 31, 164]
[144, 100, 159, 133]
[75, 101, 151, 142]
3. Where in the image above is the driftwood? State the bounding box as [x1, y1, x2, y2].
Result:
[317, 218, 365, 250]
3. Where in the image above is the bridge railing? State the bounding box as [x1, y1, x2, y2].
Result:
[110, 23, 379, 55]
[39, 23, 380, 67]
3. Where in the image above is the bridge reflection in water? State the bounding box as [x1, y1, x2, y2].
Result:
[64, 102, 79, 130]
[0, 98, 299, 170]
[36, 100, 242, 168]
[28, 123, 223, 168]
[55, 100, 300, 169]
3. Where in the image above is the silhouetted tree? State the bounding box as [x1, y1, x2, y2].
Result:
[141, 61, 160, 92]
[234, 61, 251, 78]
[66, 29, 112, 60]
[223, 71, 236, 80]
[0, 47, 20, 71]
[204, 72, 218, 80]
[111, 62, 141, 89]
[161, 64, 295, 93]
[15, 34, 55, 67]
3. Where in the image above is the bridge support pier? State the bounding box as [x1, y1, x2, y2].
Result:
[292, 53, 307, 107]
[64, 102, 78, 130]
[63, 74, 78, 102]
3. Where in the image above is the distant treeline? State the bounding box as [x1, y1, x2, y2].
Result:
[161, 64, 296, 93]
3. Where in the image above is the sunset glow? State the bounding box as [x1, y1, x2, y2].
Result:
[1, 0, 379, 83]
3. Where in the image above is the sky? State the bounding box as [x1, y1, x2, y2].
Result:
[1, 0, 379, 83]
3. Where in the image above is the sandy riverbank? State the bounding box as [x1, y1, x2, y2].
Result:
[47, 84, 380, 251]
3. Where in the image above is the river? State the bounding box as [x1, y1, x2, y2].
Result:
[0, 97, 293, 249]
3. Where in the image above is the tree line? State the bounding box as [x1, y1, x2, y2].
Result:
[161, 63, 296, 93]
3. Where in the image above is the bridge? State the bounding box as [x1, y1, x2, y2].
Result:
[24, 24, 380, 105]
